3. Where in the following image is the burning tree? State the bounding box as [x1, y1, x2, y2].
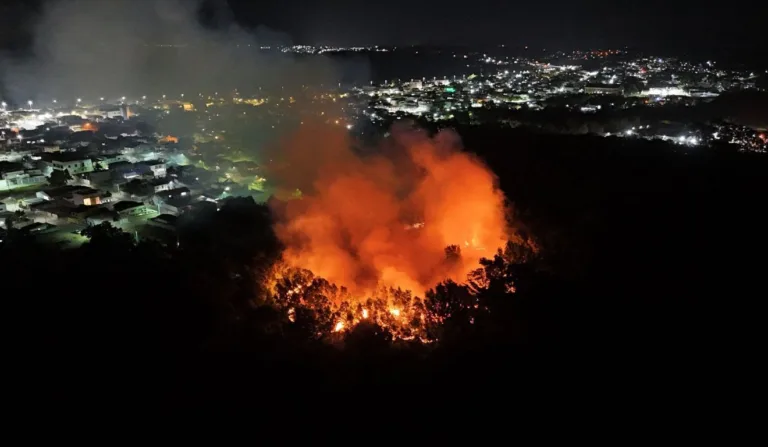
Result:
[257, 123, 539, 343]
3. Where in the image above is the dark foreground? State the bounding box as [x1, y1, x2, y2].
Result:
[3, 126, 763, 406]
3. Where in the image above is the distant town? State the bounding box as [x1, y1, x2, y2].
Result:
[2, 45, 766, 247]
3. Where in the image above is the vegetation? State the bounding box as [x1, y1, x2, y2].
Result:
[2, 126, 764, 400]
[48, 169, 72, 186]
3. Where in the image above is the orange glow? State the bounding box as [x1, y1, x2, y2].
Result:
[269, 122, 509, 301]
[160, 135, 179, 144]
[82, 122, 99, 132]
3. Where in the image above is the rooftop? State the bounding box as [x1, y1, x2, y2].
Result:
[140, 159, 166, 167]
[113, 200, 144, 213]
[151, 214, 177, 225]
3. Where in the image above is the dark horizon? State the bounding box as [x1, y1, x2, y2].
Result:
[2, 0, 767, 51]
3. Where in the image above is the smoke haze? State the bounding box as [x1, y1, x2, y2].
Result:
[0, 0, 367, 104]
[269, 122, 510, 297]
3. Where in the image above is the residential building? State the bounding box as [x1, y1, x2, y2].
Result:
[148, 214, 177, 231]
[47, 153, 94, 175]
[139, 159, 168, 178]
[72, 189, 112, 206]
[0, 168, 47, 191]
[113, 200, 148, 217]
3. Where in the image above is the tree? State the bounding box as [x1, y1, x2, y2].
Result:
[48, 169, 72, 186]
[80, 222, 134, 252]
[4, 211, 26, 230]
[123, 179, 151, 196]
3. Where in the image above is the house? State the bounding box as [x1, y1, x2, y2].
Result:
[85, 208, 118, 225]
[157, 197, 192, 215]
[78, 170, 113, 188]
[162, 187, 190, 201]
[21, 222, 57, 235]
[72, 189, 112, 206]
[113, 200, 148, 217]
[44, 152, 94, 175]
[107, 161, 140, 180]
[37, 185, 97, 202]
[94, 154, 127, 168]
[138, 159, 167, 178]
[148, 214, 177, 231]
[152, 186, 191, 214]
[0, 163, 47, 191]
[148, 176, 177, 193]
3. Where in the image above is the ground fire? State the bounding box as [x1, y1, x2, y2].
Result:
[265, 122, 520, 339]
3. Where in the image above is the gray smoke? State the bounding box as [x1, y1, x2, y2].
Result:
[0, 0, 368, 105]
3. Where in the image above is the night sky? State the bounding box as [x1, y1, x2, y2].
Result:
[2, 0, 766, 50]
[230, 0, 767, 49]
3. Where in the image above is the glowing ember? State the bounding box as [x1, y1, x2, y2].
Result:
[264, 122, 533, 341]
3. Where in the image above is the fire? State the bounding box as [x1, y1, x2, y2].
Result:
[269, 122, 509, 301]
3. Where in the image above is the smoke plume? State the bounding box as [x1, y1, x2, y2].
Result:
[0, 0, 367, 104]
[269, 122, 510, 297]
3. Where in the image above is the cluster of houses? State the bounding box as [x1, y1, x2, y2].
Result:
[2, 128, 237, 245]
[0, 105, 264, 245]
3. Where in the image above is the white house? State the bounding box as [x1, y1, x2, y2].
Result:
[52, 158, 93, 175]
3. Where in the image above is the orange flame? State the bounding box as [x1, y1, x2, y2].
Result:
[269, 122, 509, 301]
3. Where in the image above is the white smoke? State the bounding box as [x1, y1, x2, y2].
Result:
[0, 0, 367, 104]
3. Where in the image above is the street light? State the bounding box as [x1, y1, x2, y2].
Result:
[77, 98, 82, 103]
[100, 97, 105, 101]
[28, 100, 33, 108]
[53, 99, 57, 103]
